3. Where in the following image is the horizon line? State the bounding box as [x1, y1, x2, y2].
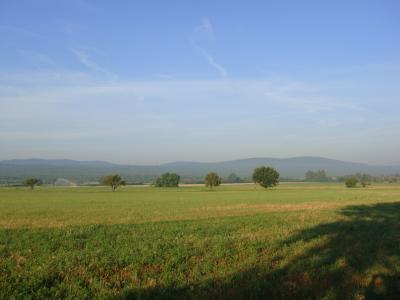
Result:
[1, 155, 397, 167]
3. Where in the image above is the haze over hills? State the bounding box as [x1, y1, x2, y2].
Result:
[1, 157, 399, 184]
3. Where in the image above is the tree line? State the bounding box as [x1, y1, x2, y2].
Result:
[151, 166, 280, 191]
[22, 167, 400, 190]
[304, 170, 374, 188]
[21, 166, 280, 191]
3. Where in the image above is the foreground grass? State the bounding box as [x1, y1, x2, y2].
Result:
[0, 184, 399, 299]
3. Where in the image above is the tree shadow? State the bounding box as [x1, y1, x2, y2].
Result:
[120, 202, 400, 299]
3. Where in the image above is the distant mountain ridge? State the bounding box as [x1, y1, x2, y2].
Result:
[1, 157, 399, 184]
[0, 159, 119, 167]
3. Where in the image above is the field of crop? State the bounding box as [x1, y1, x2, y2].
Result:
[0, 183, 399, 299]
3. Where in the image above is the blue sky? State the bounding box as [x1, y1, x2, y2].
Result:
[0, 0, 399, 165]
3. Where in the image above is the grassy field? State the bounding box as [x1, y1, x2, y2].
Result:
[0, 183, 399, 299]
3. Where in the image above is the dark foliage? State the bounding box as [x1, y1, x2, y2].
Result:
[252, 166, 279, 188]
[204, 172, 221, 190]
[155, 173, 180, 187]
[345, 176, 358, 188]
[23, 177, 42, 190]
[101, 174, 125, 191]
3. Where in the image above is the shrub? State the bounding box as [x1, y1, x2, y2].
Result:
[155, 173, 180, 187]
[204, 172, 221, 190]
[101, 174, 125, 191]
[252, 166, 279, 188]
[24, 177, 42, 190]
[345, 176, 358, 188]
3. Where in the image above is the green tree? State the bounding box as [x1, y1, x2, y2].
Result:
[24, 177, 41, 190]
[155, 173, 180, 187]
[204, 172, 221, 190]
[341, 173, 371, 187]
[101, 174, 125, 191]
[345, 176, 358, 188]
[252, 166, 279, 188]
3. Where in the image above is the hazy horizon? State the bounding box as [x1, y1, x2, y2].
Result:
[1, 155, 399, 168]
[1, 1, 400, 165]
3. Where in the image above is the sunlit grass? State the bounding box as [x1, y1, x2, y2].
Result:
[0, 183, 399, 298]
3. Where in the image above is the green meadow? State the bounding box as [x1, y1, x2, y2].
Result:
[0, 183, 399, 299]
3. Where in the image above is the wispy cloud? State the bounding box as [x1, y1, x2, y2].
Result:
[194, 45, 228, 78]
[71, 48, 102, 72]
[194, 18, 214, 39]
[71, 48, 115, 79]
[1, 68, 399, 164]
[191, 18, 227, 79]
[0, 70, 366, 114]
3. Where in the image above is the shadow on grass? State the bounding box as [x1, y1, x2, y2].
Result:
[120, 202, 400, 299]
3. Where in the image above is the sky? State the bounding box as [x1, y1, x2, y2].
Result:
[0, 0, 399, 165]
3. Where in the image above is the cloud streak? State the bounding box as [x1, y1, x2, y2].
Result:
[194, 45, 228, 78]
[71, 48, 116, 79]
[194, 18, 214, 39]
[191, 18, 227, 78]
[0, 70, 365, 112]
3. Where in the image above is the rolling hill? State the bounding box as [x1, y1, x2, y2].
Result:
[1, 157, 399, 184]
